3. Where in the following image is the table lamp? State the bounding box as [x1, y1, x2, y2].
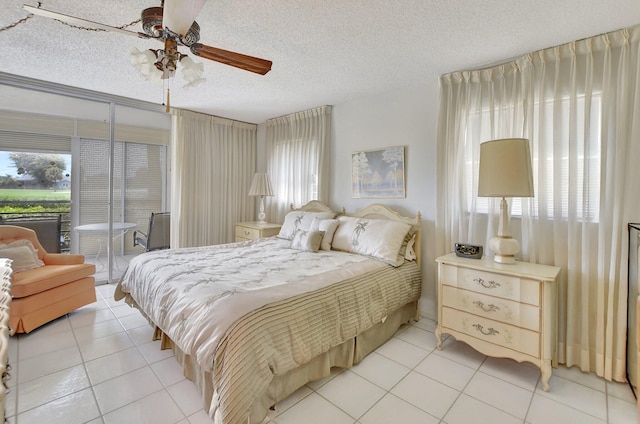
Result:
[478, 138, 534, 264]
[248, 172, 275, 224]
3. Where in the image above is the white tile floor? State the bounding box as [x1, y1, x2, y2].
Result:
[6, 284, 639, 424]
[85, 253, 137, 285]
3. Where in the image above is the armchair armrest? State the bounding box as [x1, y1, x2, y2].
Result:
[43, 253, 85, 265]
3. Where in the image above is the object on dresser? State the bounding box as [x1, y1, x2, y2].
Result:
[454, 243, 483, 259]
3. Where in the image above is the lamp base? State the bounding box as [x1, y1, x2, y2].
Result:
[257, 196, 267, 224]
[489, 236, 520, 264]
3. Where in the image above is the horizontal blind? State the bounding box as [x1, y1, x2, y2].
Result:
[76, 122, 170, 145]
[0, 110, 169, 147]
[0, 130, 71, 152]
[77, 139, 116, 255]
[78, 139, 167, 255]
[124, 142, 167, 252]
[0, 110, 75, 136]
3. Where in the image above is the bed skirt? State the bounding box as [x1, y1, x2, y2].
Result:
[150, 300, 418, 423]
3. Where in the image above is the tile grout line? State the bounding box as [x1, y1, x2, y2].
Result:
[521, 371, 540, 423]
[100, 284, 189, 423]
[73, 293, 107, 423]
[437, 353, 489, 423]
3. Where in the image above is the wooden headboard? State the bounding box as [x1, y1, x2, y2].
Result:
[290, 200, 335, 214]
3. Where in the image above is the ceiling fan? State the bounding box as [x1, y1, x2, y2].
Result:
[23, 0, 273, 82]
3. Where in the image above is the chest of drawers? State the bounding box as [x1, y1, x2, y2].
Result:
[435, 253, 560, 391]
[234, 222, 281, 242]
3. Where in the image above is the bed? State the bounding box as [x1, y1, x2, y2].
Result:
[114, 202, 422, 424]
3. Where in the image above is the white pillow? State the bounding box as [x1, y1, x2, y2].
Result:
[0, 239, 44, 272]
[290, 230, 325, 253]
[332, 216, 412, 266]
[309, 217, 339, 251]
[277, 211, 335, 240]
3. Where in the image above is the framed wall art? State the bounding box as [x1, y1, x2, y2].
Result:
[351, 146, 405, 198]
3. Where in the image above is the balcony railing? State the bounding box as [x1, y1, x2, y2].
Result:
[0, 202, 71, 253]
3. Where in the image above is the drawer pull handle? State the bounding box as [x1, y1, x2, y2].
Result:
[244, 230, 251, 235]
[474, 278, 500, 289]
[473, 301, 500, 312]
[472, 324, 499, 336]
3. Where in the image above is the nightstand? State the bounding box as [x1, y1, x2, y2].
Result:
[435, 253, 560, 391]
[235, 222, 281, 242]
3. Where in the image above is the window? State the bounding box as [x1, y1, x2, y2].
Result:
[270, 137, 320, 207]
[464, 95, 601, 222]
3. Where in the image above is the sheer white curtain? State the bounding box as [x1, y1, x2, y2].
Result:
[436, 25, 640, 381]
[171, 109, 257, 247]
[265, 105, 331, 223]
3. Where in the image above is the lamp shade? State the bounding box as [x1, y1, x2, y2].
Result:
[478, 138, 534, 198]
[248, 173, 274, 196]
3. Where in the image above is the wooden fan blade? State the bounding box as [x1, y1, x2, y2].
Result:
[190, 43, 272, 75]
[24, 5, 152, 39]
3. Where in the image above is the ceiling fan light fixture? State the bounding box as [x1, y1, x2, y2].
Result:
[180, 56, 206, 88]
[150, 38, 180, 79]
[25, 1, 272, 91]
[131, 46, 205, 88]
[130, 48, 164, 85]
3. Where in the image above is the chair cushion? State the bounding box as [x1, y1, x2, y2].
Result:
[11, 263, 96, 298]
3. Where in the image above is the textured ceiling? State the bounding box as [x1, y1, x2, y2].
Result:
[2, 1, 639, 123]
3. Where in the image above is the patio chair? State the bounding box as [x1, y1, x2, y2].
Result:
[0, 215, 62, 253]
[133, 212, 170, 252]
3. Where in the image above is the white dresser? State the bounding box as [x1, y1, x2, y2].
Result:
[435, 253, 560, 391]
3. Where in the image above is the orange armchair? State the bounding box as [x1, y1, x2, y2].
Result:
[0, 225, 96, 334]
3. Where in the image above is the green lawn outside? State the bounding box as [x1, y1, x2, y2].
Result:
[0, 189, 71, 201]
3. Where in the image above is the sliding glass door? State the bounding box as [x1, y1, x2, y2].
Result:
[0, 82, 170, 283]
[76, 137, 168, 280]
[74, 105, 169, 283]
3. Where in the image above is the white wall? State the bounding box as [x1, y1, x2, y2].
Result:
[330, 81, 440, 318]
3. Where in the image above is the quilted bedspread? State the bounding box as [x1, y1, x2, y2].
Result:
[116, 237, 375, 371]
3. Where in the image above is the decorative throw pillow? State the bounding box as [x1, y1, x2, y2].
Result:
[404, 233, 417, 261]
[398, 227, 418, 263]
[309, 217, 339, 251]
[0, 239, 44, 272]
[290, 230, 325, 253]
[332, 216, 412, 266]
[277, 211, 335, 240]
